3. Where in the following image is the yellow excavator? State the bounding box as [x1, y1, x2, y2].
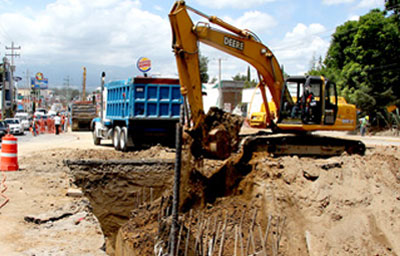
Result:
[169, 1, 365, 158]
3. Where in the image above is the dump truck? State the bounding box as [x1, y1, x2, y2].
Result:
[91, 74, 183, 151]
[70, 101, 97, 131]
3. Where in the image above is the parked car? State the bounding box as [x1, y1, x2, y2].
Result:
[4, 118, 24, 135]
[0, 121, 9, 140]
[15, 112, 30, 130]
[34, 108, 47, 117]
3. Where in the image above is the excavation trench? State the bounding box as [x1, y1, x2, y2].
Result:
[64, 149, 255, 256]
[64, 159, 175, 254]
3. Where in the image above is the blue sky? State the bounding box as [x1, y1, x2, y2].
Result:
[0, 0, 385, 90]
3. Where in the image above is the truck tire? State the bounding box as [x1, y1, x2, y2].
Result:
[72, 120, 79, 131]
[113, 126, 121, 150]
[93, 129, 101, 145]
[120, 127, 129, 152]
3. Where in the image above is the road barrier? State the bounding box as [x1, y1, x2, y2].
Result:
[39, 118, 46, 134]
[0, 134, 19, 171]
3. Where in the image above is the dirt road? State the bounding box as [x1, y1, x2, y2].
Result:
[0, 132, 109, 256]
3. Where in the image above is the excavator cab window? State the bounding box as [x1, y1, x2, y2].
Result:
[301, 77, 322, 124]
[323, 80, 338, 125]
[279, 76, 328, 125]
[278, 79, 303, 124]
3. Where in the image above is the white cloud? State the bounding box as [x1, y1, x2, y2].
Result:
[348, 15, 360, 21]
[223, 11, 277, 35]
[0, 0, 172, 71]
[194, 0, 275, 9]
[280, 23, 326, 45]
[272, 23, 330, 75]
[356, 0, 384, 8]
[154, 5, 164, 12]
[322, 0, 355, 5]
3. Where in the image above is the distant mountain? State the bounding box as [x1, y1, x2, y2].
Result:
[15, 62, 144, 92]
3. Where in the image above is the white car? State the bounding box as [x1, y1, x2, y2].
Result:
[4, 118, 24, 135]
[15, 112, 30, 130]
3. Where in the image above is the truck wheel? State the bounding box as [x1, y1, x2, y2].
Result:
[120, 127, 128, 152]
[93, 129, 101, 145]
[72, 121, 79, 131]
[113, 126, 121, 150]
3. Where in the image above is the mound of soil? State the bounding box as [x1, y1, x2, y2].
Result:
[116, 144, 400, 255]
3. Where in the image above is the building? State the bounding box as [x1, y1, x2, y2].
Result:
[203, 80, 245, 113]
[202, 79, 275, 118]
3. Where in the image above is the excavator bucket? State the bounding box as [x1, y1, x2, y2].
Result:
[187, 107, 244, 160]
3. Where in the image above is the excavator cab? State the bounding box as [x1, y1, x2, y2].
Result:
[278, 76, 338, 127]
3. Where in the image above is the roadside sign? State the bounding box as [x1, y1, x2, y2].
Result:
[137, 57, 151, 73]
[31, 72, 48, 89]
[35, 72, 44, 81]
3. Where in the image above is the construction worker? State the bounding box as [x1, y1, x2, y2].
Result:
[63, 113, 69, 132]
[61, 114, 65, 133]
[360, 115, 369, 136]
[31, 116, 38, 136]
[54, 113, 61, 135]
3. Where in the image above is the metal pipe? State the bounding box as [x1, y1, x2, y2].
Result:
[170, 104, 184, 255]
[100, 72, 105, 126]
[186, 4, 249, 38]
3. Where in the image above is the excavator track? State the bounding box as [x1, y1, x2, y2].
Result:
[240, 134, 366, 157]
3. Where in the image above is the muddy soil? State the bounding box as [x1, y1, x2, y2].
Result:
[117, 143, 400, 255]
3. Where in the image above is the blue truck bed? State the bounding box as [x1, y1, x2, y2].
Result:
[97, 76, 183, 149]
[106, 77, 182, 122]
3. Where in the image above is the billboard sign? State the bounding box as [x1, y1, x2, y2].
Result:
[31, 72, 48, 89]
[137, 57, 151, 73]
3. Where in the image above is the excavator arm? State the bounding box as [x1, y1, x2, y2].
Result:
[169, 1, 288, 159]
[169, 1, 284, 127]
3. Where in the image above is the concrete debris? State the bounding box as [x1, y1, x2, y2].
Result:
[318, 160, 343, 170]
[303, 169, 320, 181]
[66, 188, 83, 197]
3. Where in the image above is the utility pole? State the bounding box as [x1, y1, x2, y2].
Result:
[64, 76, 70, 102]
[82, 67, 87, 100]
[25, 69, 30, 112]
[5, 42, 21, 117]
[5, 42, 21, 66]
[218, 58, 224, 109]
[25, 69, 30, 89]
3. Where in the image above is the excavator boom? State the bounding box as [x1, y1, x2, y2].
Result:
[169, 1, 365, 158]
[169, 1, 284, 128]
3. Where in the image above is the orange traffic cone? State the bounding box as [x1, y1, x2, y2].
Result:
[0, 134, 18, 171]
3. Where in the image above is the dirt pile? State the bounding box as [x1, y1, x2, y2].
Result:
[116, 144, 400, 255]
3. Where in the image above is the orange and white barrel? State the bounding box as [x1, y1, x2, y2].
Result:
[0, 134, 18, 171]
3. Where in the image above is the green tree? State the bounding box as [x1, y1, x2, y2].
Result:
[232, 72, 257, 88]
[199, 54, 209, 83]
[307, 54, 325, 76]
[322, 9, 400, 126]
[385, 0, 400, 15]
